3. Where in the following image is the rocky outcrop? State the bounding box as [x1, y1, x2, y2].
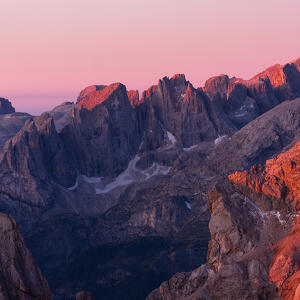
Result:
[0, 98, 15, 115]
[0, 212, 51, 299]
[148, 141, 300, 300]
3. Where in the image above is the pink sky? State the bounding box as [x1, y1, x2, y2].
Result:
[1, 0, 300, 114]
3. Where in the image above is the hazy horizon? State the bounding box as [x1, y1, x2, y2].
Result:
[1, 0, 300, 114]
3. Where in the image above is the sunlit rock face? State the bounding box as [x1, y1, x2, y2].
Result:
[229, 141, 300, 300]
[0, 98, 15, 114]
[229, 141, 300, 209]
[127, 89, 140, 107]
[148, 141, 300, 300]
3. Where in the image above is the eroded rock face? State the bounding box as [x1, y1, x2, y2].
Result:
[0, 212, 51, 300]
[0, 98, 15, 115]
[148, 141, 300, 300]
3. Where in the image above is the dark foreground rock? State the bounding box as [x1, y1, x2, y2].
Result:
[0, 212, 51, 299]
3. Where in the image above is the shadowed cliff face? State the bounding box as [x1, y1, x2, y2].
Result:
[148, 141, 300, 300]
[0, 213, 51, 300]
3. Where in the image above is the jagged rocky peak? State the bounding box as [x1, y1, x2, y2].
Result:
[140, 74, 188, 104]
[0, 98, 15, 114]
[202, 59, 300, 129]
[138, 73, 235, 150]
[250, 58, 300, 97]
[0, 212, 51, 299]
[60, 81, 141, 178]
[204, 74, 231, 98]
[77, 82, 131, 111]
[127, 89, 140, 107]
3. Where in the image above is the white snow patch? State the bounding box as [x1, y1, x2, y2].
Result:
[236, 193, 286, 224]
[234, 111, 248, 118]
[81, 175, 102, 184]
[95, 155, 171, 194]
[269, 211, 286, 224]
[214, 135, 227, 145]
[67, 155, 171, 194]
[140, 163, 171, 180]
[166, 131, 176, 144]
[95, 155, 140, 194]
[185, 201, 192, 210]
[183, 144, 197, 152]
[67, 177, 79, 190]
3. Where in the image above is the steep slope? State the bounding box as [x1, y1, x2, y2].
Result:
[148, 141, 300, 300]
[0, 212, 51, 299]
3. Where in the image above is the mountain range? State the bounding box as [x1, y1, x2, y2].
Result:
[0, 57, 300, 299]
